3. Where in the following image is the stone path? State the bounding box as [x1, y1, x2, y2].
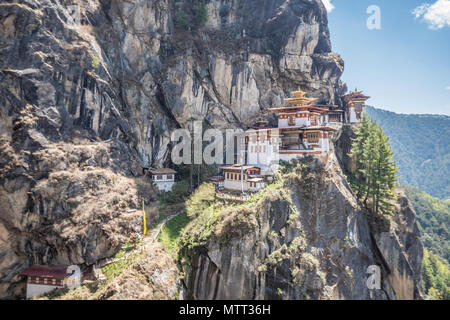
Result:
[98, 212, 182, 268]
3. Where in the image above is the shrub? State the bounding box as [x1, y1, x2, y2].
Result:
[195, 2, 208, 26]
[175, 11, 188, 30]
[91, 55, 100, 69]
[162, 180, 190, 204]
[185, 183, 216, 218]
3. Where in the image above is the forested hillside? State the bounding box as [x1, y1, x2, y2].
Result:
[366, 106, 450, 200]
[403, 186, 449, 263]
[422, 249, 450, 300]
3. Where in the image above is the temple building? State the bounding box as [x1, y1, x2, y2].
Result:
[253, 89, 338, 161]
[272, 89, 345, 127]
[220, 165, 266, 192]
[342, 90, 370, 123]
[148, 168, 177, 192]
[214, 88, 370, 194]
[20, 265, 81, 299]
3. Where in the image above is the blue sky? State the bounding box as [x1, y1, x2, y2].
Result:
[324, 0, 450, 115]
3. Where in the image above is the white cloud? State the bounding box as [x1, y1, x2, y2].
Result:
[412, 0, 450, 29]
[322, 0, 335, 13]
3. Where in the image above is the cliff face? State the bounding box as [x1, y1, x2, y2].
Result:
[0, 0, 344, 298]
[0, 0, 343, 166]
[181, 138, 424, 300]
[0, 0, 422, 300]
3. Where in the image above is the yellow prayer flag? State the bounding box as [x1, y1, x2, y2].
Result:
[142, 200, 147, 236]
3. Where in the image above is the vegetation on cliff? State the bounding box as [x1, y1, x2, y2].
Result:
[175, 1, 209, 30]
[180, 157, 334, 299]
[179, 159, 313, 250]
[37, 242, 179, 300]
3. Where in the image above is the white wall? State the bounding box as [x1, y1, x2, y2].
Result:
[278, 118, 288, 128]
[224, 179, 246, 192]
[224, 178, 265, 192]
[349, 107, 357, 123]
[295, 117, 310, 127]
[248, 182, 265, 192]
[247, 139, 279, 171]
[155, 181, 175, 192]
[319, 137, 330, 152]
[152, 174, 175, 192]
[26, 284, 62, 299]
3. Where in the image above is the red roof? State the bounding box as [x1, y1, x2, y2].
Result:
[149, 168, 177, 175]
[342, 91, 370, 104]
[20, 265, 67, 279]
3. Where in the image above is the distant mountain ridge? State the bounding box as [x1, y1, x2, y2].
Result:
[366, 106, 450, 200]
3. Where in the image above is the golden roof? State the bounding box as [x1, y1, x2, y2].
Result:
[284, 88, 317, 106]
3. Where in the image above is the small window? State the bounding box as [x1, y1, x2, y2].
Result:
[157, 175, 162, 180]
[167, 175, 173, 180]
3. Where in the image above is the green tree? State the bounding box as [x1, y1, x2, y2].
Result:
[163, 180, 191, 204]
[175, 11, 188, 30]
[185, 183, 215, 219]
[349, 116, 399, 216]
[372, 127, 398, 215]
[349, 115, 373, 199]
[195, 2, 208, 26]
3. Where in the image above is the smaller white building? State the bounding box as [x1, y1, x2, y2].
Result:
[149, 168, 177, 192]
[221, 165, 266, 193]
[20, 265, 81, 299]
[342, 90, 370, 124]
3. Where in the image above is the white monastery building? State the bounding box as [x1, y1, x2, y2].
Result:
[20, 265, 81, 299]
[215, 88, 370, 194]
[220, 165, 266, 192]
[149, 168, 177, 192]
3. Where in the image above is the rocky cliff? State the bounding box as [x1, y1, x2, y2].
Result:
[0, 0, 422, 300]
[0, 0, 345, 298]
[181, 135, 424, 300]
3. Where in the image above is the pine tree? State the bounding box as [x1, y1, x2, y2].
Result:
[360, 123, 378, 207]
[373, 127, 398, 216]
[349, 116, 399, 216]
[349, 115, 372, 199]
[195, 2, 208, 26]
